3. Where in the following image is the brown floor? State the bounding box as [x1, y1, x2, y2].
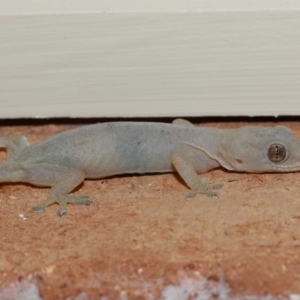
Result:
[1, 120, 300, 299]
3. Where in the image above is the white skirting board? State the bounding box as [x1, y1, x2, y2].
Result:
[1, 9, 300, 118]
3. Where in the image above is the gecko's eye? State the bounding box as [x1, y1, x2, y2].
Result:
[267, 144, 286, 162]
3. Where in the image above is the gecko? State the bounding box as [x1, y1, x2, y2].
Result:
[0, 119, 299, 217]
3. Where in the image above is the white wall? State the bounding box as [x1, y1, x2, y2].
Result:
[2, 1, 300, 13]
[1, 1, 300, 118]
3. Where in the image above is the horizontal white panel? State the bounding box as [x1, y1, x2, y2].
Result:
[1, 1, 300, 14]
[0, 11, 300, 118]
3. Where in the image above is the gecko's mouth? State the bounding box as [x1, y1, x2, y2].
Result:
[272, 164, 300, 172]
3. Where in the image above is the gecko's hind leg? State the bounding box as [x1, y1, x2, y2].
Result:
[0, 136, 30, 158]
[172, 153, 223, 200]
[24, 163, 90, 216]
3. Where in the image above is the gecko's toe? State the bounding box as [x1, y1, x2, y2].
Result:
[57, 208, 67, 217]
[31, 199, 56, 213]
[206, 191, 218, 198]
[57, 204, 67, 217]
[83, 199, 93, 206]
[210, 183, 223, 190]
[31, 204, 45, 212]
[67, 194, 93, 206]
[185, 190, 197, 200]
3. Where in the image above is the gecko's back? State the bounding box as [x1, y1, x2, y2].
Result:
[16, 122, 221, 178]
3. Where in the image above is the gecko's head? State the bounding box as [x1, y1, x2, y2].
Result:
[221, 125, 300, 173]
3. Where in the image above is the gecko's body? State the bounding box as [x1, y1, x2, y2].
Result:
[1, 119, 300, 216]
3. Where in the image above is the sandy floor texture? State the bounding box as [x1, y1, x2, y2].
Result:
[1, 119, 300, 300]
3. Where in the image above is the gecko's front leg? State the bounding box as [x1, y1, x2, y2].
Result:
[172, 153, 223, 200]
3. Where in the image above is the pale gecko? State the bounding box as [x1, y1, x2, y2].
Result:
[0, 119, 299, 216]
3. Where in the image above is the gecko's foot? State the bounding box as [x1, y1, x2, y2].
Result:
[185, 189, 218, 200]
[56, 194, 93, 217]
[32, 194, 92, 217]
[185, 179, 223, 200]
[208, 183, 223, 190]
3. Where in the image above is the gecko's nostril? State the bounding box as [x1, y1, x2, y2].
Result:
[236, 159, 243, 164]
